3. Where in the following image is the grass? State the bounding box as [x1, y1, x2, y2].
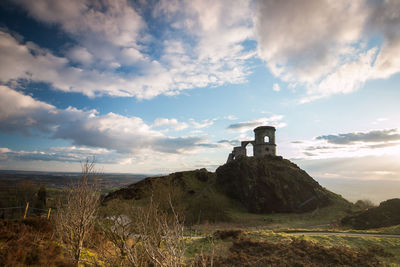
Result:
[295, 234, 400, 266]
[203, 199, 353, 230]
[102, 169, 400, 265]
[184, 227, 400, 266]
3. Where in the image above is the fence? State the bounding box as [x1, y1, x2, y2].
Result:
[0, 202, 52, 220]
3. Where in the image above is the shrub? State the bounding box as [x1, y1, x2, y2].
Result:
[355, 199, 375, 210]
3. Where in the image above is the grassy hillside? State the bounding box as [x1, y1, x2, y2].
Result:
[104, 156, 352, 227]
[342, 198, 400, 229]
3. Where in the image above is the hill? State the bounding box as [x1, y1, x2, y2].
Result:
[341, 198, 400, 229]
[216, 155, 347, 213]
[103, 156, 349, 222]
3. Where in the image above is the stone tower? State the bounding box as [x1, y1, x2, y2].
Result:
[253, 126, 276, 157]
[226, 125, 277, 163]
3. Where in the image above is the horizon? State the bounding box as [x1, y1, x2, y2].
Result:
[0, 0, 399, 202]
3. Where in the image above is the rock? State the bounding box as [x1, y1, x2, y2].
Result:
[216, 155, 339, 213]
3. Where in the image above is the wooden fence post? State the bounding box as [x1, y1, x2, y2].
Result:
[47, 208, 51, 220]
[23, 202, 29, 219]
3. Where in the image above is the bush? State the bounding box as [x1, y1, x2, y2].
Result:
[0, 218, 74, 266]
[213, 230, 242, 240]
[355, 199, 375, 210]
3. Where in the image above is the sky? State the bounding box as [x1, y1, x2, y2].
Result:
[0, 0, 399, 202]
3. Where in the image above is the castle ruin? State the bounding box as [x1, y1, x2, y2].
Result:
[227, 126, 276, 163]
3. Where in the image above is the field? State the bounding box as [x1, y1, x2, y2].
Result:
[0, 168, 399, 266]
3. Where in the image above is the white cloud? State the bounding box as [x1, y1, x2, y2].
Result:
[224, 115, 238, 121]
[255, 0, 400, 102]
[367, 0, 400, 79]
[255, 0, 367, 83]
[152, 118, 188, 131]
[0, 85, 210, 154]
[13, 0, 144, 48]
[227, 115, 287, 133]
[300, 48, 377, 102]
[189, 118, 216, 129]
[1, 0, 399, 108]
[2, 0, 255, 100]
[67, 46, 93, 65]
[291, 128, 400, 160]
[295, 155, 400, 182]
[0, 146, 117, 163]
[272, 83, 280, 92]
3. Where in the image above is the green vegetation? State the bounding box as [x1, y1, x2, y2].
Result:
[216, 156, 350, 213]
[1, 158, 399, 266]
[0, 218, 74, 266]
[185, 230, 395, 266]
[342, 198, 400, 229]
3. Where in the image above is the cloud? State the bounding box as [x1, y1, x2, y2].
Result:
[13, 0, 145, 50]
[227, 115, 286, 132]
[292, 128, 400, 159]
[2, 0, 255, 100]
[295, 155, 400, 181]
[292, 155, 400, 204]
[0, 85, 209, 154]
[316, 129, 400, 144]
[367, 0, 400, 79]
[67, 46, 93, 65]
[255, 0, 367, 83]
[1, 0, 399, 105]
[4, 0, 400, 102]
[217, 139, 240, 147]
[224, 115, 237, 121]
[189, 118, 216, 129]
[272, 83, 280, 92]
[0, 146, 118, 163]
[254, 0, 400, 102]
[152, 118, 188, 131]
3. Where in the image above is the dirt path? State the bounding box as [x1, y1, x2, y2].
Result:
[283, 231, 400, 238]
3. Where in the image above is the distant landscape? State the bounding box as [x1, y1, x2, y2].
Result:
[0, 170, 147, 190]
[316, 178, 400, 204]
[1, 156, 399, 266]
[1, 0, 400, 266]
[2, 169, 397, 204]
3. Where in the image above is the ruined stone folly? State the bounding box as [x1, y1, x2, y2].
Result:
[227, 126, 276, 163]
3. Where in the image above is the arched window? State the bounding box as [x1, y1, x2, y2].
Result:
[245, 143, 254, 157]
[264, 135, 270, 143]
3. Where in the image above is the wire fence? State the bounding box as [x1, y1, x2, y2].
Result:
[0, 203, 52, 220]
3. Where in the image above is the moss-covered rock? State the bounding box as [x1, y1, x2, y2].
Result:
[215, 155, 344, 213]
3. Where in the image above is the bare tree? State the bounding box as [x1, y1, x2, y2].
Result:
[138, 196, 186, 267]
[98, 187, 186, 266]
[55, 159, 100, 265]
[97, 201, 149, 266]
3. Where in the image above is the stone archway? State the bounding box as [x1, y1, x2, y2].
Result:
[245, 142, 254, 156]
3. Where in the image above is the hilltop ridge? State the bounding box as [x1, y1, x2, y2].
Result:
[104, 156, 349, 218]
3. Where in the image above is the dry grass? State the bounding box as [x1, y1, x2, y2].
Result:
[209, 237, 381, 266]
[0, 218, 74, 267]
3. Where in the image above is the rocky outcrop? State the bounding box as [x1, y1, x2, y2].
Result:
[216, 155, 343, 213]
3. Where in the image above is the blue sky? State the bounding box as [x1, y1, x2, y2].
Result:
[0, 0, 399, 201]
